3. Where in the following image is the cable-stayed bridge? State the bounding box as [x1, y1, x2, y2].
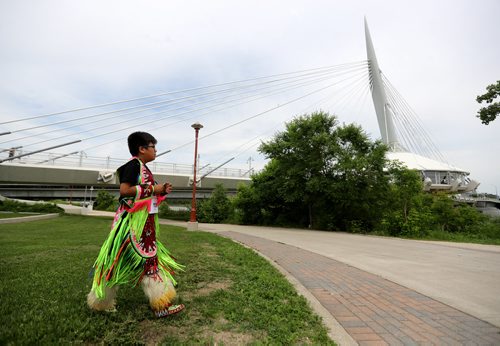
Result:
[0, 20, 479, 200]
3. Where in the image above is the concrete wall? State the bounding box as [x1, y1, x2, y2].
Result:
[0, 163, 251, 201]
[0, 163, 250, 187]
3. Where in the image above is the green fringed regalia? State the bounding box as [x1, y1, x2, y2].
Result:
[89, 158, 183, 300]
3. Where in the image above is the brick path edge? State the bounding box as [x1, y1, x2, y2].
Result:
[219, 231, 358, 346]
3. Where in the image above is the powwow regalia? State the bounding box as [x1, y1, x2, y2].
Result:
[87, 157, 184, 317]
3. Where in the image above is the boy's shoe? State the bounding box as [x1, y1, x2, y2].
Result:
[155, 304, 185, 318]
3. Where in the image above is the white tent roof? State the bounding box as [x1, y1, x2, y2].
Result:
[386, 151, 469, 174]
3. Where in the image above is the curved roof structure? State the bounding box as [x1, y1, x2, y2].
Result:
[386, 151, 479, 192]
[386, 151, 468, 174]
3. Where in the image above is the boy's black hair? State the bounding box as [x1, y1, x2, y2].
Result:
[127, 131, 157, 156]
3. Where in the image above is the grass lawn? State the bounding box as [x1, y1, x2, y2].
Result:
[0, 215, 334, 345]
[408, 229, 500, 245]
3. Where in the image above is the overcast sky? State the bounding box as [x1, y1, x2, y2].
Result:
[0, 0, 499, 195]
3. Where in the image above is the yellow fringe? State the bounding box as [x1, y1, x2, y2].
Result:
[150, 286, 177, 311]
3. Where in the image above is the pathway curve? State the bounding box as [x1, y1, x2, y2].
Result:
[160, 221, 500, 345]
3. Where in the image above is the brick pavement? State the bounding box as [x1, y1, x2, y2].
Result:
[222, 231, 500, 345]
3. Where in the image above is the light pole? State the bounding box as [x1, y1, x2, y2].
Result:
[188, 122, 203, 229]
[491, 184, 498, 200]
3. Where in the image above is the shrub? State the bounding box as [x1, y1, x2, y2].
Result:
[158, 203, 190, 221]
[431, 194, 486, 232]
[93, 190, 118, 211]
[0, 199, 63, 214]
[197, 184, 233, 223]
[233, 183, 263, 225]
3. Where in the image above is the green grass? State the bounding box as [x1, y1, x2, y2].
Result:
[407, 228, 500, 245]
[0, 215, 334, 345]
[371, 218, 500, 246]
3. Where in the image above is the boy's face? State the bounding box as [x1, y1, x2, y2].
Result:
[139, 142, 157, 163]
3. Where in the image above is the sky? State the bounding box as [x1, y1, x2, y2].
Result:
[0, 0, 499, 195]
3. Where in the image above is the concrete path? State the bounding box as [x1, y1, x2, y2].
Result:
[161, 221, 500, 345]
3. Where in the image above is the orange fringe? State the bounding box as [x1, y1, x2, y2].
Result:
[106, 238, 131, 281]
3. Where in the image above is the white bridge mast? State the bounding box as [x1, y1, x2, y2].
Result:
[364, 18, 400, 151]
[363, 19, 479, 193]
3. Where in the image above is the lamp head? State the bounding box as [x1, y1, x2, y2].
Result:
[191, 122, 203, 130]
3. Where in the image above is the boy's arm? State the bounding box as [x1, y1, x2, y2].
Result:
[120, 182, 138, 197]
[119, 182, 172, 197]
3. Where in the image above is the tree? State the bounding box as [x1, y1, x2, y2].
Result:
[431, 193, 485, 232]
[233, 183, 262, 225]
[94, 190, 117, 211]
[197, 183, 232, 223]
[476, 80, 500, 125]
[256, 111, 390, 231]
[386, 163, 424, 223]
[233, 162, 296, 226]
[380, 164, 434, 236]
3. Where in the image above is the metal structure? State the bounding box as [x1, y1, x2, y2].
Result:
[364, 19, 479, 193]
[365, 18, 400, 151]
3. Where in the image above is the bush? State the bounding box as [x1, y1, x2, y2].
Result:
[158, 203, 190, 221]
[0, 199, 63, 214]
[197, 184, 233, 223]
[431, 194, 486, 233]
[462, 218, 500, 241]
[93, 190, 118, 211]
[233, 183, 264, 225]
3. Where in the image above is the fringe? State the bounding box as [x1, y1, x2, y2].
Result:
[89, 205, 183, 300]
[142, 272, 177, 311]
[87, 286, 118, 311]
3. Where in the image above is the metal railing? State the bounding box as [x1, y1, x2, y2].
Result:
[1, 150, 254, 179]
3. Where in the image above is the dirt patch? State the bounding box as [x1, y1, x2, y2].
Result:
[196, 280, 231, 296]
[140, 311, 265, 345]
[183, 280, 232, 300]
[139, 320, 192, 346]
[200, 330, 255, 345]
[141, 324, 256, 345]
[139, 320, 170, 346]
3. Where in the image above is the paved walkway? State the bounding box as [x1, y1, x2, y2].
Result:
[220, 231, 500, 345]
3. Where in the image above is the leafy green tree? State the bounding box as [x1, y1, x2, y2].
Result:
[256, 111, 390, 231]
[476, 80, 500, 125]
[233, 161, 305, 226]
[380, 167, 435, 237]
[197, 184, 232, 223]
[93, 190, 117, 211]
[323, 123, 390, 230]
[386, 163, 424, 223]
[431, 193, 485, 232]
[233, 183, 262, 224]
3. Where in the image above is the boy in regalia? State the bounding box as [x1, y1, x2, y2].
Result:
[87, 131, 184, 318]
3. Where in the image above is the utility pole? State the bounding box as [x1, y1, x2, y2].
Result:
[247, 156, 253, 175]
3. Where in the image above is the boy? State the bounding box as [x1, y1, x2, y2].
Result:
[87, 131, 184, 318]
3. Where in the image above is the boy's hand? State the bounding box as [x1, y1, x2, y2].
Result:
[163, 182, 173, 195]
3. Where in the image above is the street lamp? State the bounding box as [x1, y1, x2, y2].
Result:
[491, 184, 499, 200]
[188, 122, 203, 229]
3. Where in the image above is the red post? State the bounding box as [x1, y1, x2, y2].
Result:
[190, 122, 203, 222]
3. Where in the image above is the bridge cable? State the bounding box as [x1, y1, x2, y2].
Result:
[0, 61, 367, 126]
